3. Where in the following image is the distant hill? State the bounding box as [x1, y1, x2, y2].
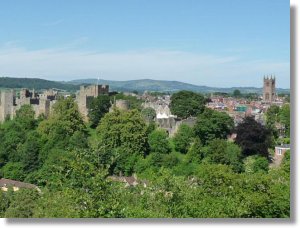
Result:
[0, 77, 290, 94]
[68, 78, 290, 94]
[0, 77, 79, 91]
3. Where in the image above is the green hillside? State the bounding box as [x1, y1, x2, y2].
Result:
[0, 77, 79, 91]
[0, 77, 290, 94]
[68, 78, 290, 94]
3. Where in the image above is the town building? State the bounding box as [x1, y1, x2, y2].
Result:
[272, 144, 290, 166]
[142, 95, 197, 136]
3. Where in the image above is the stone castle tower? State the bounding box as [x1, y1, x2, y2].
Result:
[263, 75, 276, 102]
[0, 90, 15, 121]
[76, 84, 109, 120]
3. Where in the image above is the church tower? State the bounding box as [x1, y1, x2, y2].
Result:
[263, 75, 276, 102]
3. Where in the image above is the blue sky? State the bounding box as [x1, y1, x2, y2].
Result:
[0, 0, 290, 88]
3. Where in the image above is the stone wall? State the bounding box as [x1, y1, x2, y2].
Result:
[0, 90, 14, 122]
[0, 89, 58, 122]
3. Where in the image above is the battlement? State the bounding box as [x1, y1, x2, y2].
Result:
[79, 84, 109, 98]
[263, 75, 276, 81]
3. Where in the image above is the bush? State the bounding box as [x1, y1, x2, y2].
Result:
[148, 129, 171, 154]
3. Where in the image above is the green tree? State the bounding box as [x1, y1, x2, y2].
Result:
[185, 138, 204, 163]
[38, 149, 124, 218]
[244, 155, 269, 173]
[266, 105, 280, 125]
[224, 142, 244, 172]
[0, 121, 25, 165]
[141, 107, 156, 122]
[0, 162, 26, 180]
[96, 109, 148, 156]
[279, 104, 290, 137]
[33, 188, 80, 218]
[15, 104, 37, 130]
[88, 95, 111, 128]
[4, 188, 40, 218]
[266, 105, 280, 142]
[37, 97, 87, 154]
[235, 117, 271, 158]
[148, 129, 171, 154]
[194, 108, 234, 145]
[18, 131, 41, 173]
[281, 150, 290, 175]
[0, 189, 12, 217]
[233, 89, 241, 97]
[203, 139, 243, 172]
[170, 91, 206, 119]
[173, 124, 194, 154]
[252, 156, 269, 173]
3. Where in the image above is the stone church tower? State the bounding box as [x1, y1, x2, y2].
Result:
[263, 75, 276, 102]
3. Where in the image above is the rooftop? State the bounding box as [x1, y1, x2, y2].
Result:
[0, 178, 39, 191]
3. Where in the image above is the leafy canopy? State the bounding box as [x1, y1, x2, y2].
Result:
[96, 109, 148, 156]
[194, 108, 234, 145]
[173, 124, 194, 154]
[88, 95, 111, 128]
[148, 129, 171, 154]
[235, 116, 271, 158]
[170, 91, 206, 119]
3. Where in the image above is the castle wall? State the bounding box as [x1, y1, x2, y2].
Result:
[0, 89, 58, 122]
[33, 99, 51, 118]
[115, 99, 129, 111]
[0, 90, 14, 122]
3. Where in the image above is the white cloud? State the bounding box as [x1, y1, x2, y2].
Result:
[0, 46, 290, 88]
[40, 19, 64, 27]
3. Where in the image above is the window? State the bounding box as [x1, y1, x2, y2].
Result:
[278, 148, 282, 155]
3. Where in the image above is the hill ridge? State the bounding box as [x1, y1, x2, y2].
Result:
[0, 77, 290, 94]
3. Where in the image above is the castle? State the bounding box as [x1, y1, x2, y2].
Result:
[263, 75, 276, 102]
[0, 89, 58, 122]
[0, 83, 127, 123]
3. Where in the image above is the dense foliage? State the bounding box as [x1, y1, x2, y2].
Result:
[235, 117, 271, 158]
[0, 94, 290, 218]
[173, 124, 194, 154]
[88, 95, 111, 128]
[170, 91, 206, 119]
[141, 107, 156, 122]
[194, 108, 234, 145]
